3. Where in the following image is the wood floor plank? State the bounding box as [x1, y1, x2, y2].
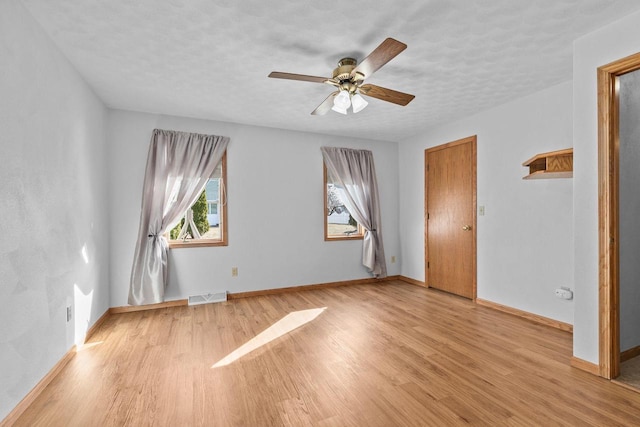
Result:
[11, 281, 640, 426]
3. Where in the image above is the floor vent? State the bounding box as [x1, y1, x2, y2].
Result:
[188, 291, 228, 306]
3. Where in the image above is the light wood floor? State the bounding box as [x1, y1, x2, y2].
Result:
[14, 281, 640, 426]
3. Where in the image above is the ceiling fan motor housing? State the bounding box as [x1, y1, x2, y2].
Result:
[333, 58, 362, 94]
[333, 58, 357, 82]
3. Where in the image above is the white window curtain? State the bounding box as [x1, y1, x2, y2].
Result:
[321, 146, 387, 278]
[129, 129, 229, 306]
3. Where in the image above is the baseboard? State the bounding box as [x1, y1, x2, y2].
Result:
[398, 275, 426, 287]
[228, 276, 399, 300]
[570, 356, 600, 376]
[621, 345, 640, 362]
[475, 298, 573, 333]
[84, 309, 110, 342]
[110, 299, 188, 314]
[109, 278, 402, 309]
[0, 345, 77, 427]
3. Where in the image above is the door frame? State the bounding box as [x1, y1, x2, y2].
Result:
[598, 52, 640, 379]
[424, 135, 477, 300]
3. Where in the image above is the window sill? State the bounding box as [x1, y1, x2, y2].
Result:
[169, 239, 228, 249]
[324, 235, 364, 242]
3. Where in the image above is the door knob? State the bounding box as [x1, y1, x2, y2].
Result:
[462, 225, 472, 231]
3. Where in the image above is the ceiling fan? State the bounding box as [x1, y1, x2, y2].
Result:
[268, 38, 415, 115]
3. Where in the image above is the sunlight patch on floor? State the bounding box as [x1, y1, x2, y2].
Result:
[212, 307, 326, 368]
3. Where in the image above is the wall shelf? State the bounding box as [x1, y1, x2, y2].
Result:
[522, 148, 573, 180]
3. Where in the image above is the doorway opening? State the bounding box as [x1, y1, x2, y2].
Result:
[598, 51, 640, 382]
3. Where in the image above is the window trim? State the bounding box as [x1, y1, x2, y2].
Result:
[169, 151, 228, 248]
[324, 163, 364, 241]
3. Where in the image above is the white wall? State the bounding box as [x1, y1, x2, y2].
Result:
[612, 67, 640, 352]
[399, 81, 574, 324]
[0, 0, 109, 421]
[107, 110, 400, 307]
[573, 9, 640, 363]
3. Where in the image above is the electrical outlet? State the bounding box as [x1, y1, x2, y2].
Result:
[391, 256, 396, 263]
[66, 306, 72, 322]
[555, 287, 573, 300]
[231, 267, 238, 277]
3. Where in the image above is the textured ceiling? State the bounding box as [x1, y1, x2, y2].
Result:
[20, 0, 640, 142]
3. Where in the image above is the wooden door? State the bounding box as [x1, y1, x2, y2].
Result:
[425, 136, 476, 299]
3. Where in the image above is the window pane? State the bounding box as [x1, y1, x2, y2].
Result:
[325, 169, 363, 240]
[327, 206, 359, 236]
[169, 186, 213, 240]
[205, 178, 220, 224]
[169, 151, 227, 246]
[201, 177, 221, 239]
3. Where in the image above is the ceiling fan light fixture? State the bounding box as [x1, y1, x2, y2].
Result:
[333, 90, 351, 110]
[331, 104, 348, 115]
[351, 93, 368, 113]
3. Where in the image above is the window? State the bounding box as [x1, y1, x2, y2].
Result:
[324, 163, 364, 240]
[169, 151, 227, 248]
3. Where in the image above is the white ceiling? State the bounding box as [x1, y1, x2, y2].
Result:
[21, 0, 640, 142]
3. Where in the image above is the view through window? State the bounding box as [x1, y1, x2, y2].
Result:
[169, 152, 227, 247]
[324, 165, 363, 240]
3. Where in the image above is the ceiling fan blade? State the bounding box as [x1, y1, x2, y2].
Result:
[351, 38, 407, 80]
[268, 72, 331, 84]
[311, 91, 339, 115]
[359, 84, 415, 106]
